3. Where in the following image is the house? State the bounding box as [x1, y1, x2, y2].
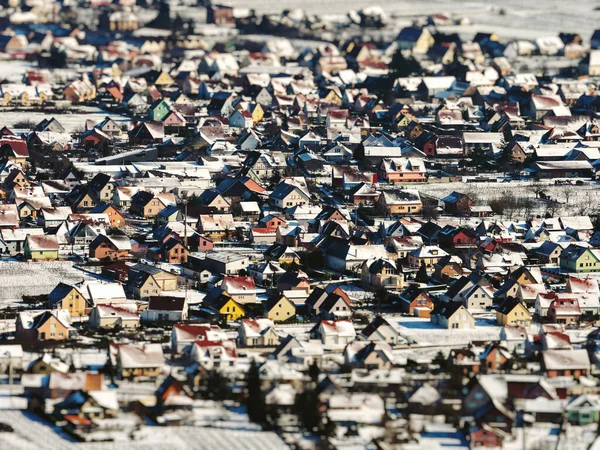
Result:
[496, 299, 531, 327]
[270, 182, 311, 209]
[196, 214, 235, 241]
[128, 122, 164, 145]
[460, 284, 495, 311]
[171, 323, 228, 355]
[149, 238, 188, 264]
[265, 294, 296, 322]
[141, 296, 188, 322]
[408, 246, 448, 269]
[396, 26, 434, 54]
[542, 349, 590, 379]
[89, 203, 125, 228]
[128, 264, 178, 299]
[48, 283, 90, 317]
[239, 318, 278, 347]
[276, 269, 311, 293]
[24, 235, 59, 260]
[16, 310, 70, 341]
[360, 257, 404, 290]
[345, 341, 395, 370]
[147, 99, 171, 121]
[318, 294, 352, 320]
[441, 192, 473, 215]
[560, 245, 600, 273]
[532, 160, 594, 179]
[89, 304, 140, 329]
[398, 285, 434, 317]
[85, 281, 127, 305]
[204, 289, 245, 321]
[130, 191, 168, 218]
[535, 241, 562, 264]
[431, 302, 475, 329]
[89, 234, 131, 260]
[311, 320, 356, 346]
[53, 390, 118, 423]
[0, 137, 29, 167]
[376, 190, 422, 215]
[566, 395, 600, 425]
[377, 158, 426, 183]
[548, 296, 582, 324]
[110, 342, 164, 379]
[230, 110, 254, 129]
[222, 276, 257, 304]
[360, 316, 401, 345]
[189, 251, 249, 275]
[439, 226, 478, 249]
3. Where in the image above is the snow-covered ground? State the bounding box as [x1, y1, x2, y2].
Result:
[0, 409, 290, 450]
[392, 315, 502, 347]
[0, 261, 96, 308]
[417, 180, 600, 218]
[0, 106, 131, 133]
[226, 0, 600, 41]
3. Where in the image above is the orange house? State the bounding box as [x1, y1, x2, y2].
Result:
[17, 310, 70, 341]
[149, 238, 189, 264]
[89, 235, 131, 260]
[90, 203, 125, 227]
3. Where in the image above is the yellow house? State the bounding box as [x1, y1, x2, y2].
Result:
[209, 291, 245, 321]
[376, 191, 422, 215]
[48, 283, 89, 317]
[361, 258, 404, 290]
[324, 89, 343, 105]
[250, 103, 264, 124]
[154, 72, 175, 87]
[24, 235, 59, 260]
[496, 300, 531, 326]
[511, 267, 540, 285]
[72, 191, 95, 211]
[266, 295, 296, 322]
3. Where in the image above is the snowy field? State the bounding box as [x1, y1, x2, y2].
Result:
[393, 315, 502, 347]
[0, 410, 289, 450]
[0, 261, 95, 307]
[417, 180, 600, 218]
[0, 106, 131, 134]
[227, 0, 600, 40]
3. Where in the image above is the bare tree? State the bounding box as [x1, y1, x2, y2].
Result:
[561, 185, 575, 205]
[531, 183, 545, 199]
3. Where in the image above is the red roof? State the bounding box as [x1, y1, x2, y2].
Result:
[64, 415, 93, 426]
[0, 137, 28, 157]
[223, 275, 256, 291]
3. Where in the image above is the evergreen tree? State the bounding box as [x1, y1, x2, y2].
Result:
[295, 389, 320, 432]
[150, 0, 172, 29]
[246, 360, 266, 424]
[48, 45, 67, 68]
[389, 48, 422, 78]
[205, 370, 230, 401]
[373, 287, 388, 313]
[308, 360, 320, 384]
[415, 262, 429, 283]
